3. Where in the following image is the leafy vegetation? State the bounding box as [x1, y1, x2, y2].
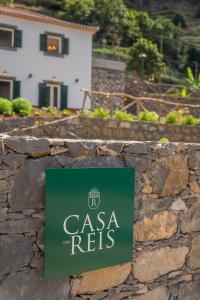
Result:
[0, 0, 13, 4]
[0, 98, 13, 115]
[12, 98, 32, 115]
[164, 111, 179, 124]
[89, 108, 110, 119]
[63, 109, 73, 117]
[181, 67, 200, 97]
[114, 110, 135, 121]
[172, 12, 187, 28]
[64, 0, 95, 24]
[159, 137, 169, 143]
[0, 97, 73, 119]
[128, 38, 165, 79]
[138, 110, 159, 122]
[85, 107, 200, 127]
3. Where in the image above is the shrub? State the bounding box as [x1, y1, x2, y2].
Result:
[172, 12, 187, 28]
[0, 0, 13, 4]
[164, 111, 178, 124]
[63, 109, 72, 117]
[138, 111, 159, 123]
[19, 109, 32, 117]
[89, 108, 110, 119]
[12, 98, 32, 114]
[195, 118, 200, 125]
[46, 106, 59, 116]
[0, 98, 13, 115]
[182, 115, 196, 126]
[159, 137, 169, 143]
[114, 110, 135, 121]
[164, 109, 191, 124]
[34, 111, 41, 117]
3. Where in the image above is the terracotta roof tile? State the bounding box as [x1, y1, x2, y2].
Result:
[0, 5, 98, 34]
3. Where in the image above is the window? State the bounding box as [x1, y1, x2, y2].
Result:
[39, 82, 68, 109]
[0, 27, 14, 48]
[0, 79, 13, 99]
[0, 26, 22, 49]
[40, 33, 69, 56]
[47, 35, 61, 55]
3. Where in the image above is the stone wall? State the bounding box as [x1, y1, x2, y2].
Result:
[8, 116, 200, 143]
[0, 115, 61, 134]
[92, 57, 126, 110]
[0, 136, 200, 299]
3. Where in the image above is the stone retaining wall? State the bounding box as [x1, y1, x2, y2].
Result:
[92, 57, 126, 110]
[0, 115, 61, 134]
[0, 136, 200, 299]
[8, 116, 200, 143]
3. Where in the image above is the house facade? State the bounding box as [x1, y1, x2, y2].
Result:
[0, 6, 97, 109]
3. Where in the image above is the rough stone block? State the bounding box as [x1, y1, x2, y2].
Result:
[134, 211, 177, 241]
[65, 140, 96, 157]
[124, 155, 151, 172]
[190, 235, 200, 270]
[0, 169, 16, 180]
[2, 154, 26, 169]
[132, 247, 189, 282]
[181, 201, 200, 233]
[0, 180, 10, 195]
[5, 136, 50, 157]
[151, 155, 189, 196]
[132, 286, 169, 300]
[50, 146, 67, 156]
[0, 217, 42, 234]
[178, 281, 200, 300]
[0, 269, 70, 300]
[189, 181, 200, 194]
[71, 263, 131, 295]
[9, 157, 60, 211]
[0, 235, 33, 277]
[188, 151, 200, 170]
[74, 156, 125, 168]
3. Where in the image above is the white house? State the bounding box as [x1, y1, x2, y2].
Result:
[0, 5, 97, 109]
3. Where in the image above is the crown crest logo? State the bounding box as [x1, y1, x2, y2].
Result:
[88, 187, 100, 210]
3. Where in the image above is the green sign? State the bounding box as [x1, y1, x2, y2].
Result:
[45, 168, 135, 280]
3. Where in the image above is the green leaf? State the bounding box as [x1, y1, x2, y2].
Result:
[187, 67, 194, 82]
[182, 87, 187, 97]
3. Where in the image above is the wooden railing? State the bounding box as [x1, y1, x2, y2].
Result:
[81, 89, 200, 115]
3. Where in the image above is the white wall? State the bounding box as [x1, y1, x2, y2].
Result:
[0, 15, 93, 108]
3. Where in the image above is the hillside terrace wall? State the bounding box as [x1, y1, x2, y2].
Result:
[7, 116, 200, 144]
[0, 115, 61, 134]
[0, 136, 200, 299]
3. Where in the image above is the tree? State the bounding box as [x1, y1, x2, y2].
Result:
[172, 12, 187, 28]
[150, 17, 181, 67]
[64, 0, 94, 24]
[134, 10, 154, 37]
[38, 0, 66, 9]
[92, 0, 128, 45]
[122, 10, 141, 46]
[0, 0, 13, 4]
[128, 38, 165, 79]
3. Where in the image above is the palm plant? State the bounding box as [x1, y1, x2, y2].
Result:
[181, 67, 200, 97]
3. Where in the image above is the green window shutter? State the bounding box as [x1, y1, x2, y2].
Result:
[39, 83, 48, 107]
[60, 85, 68, 109]
[13, 81, 21, 99]
[14, 29, 22, 48]
[62, 38, 69, 55]
[40, 34, 47, 52]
